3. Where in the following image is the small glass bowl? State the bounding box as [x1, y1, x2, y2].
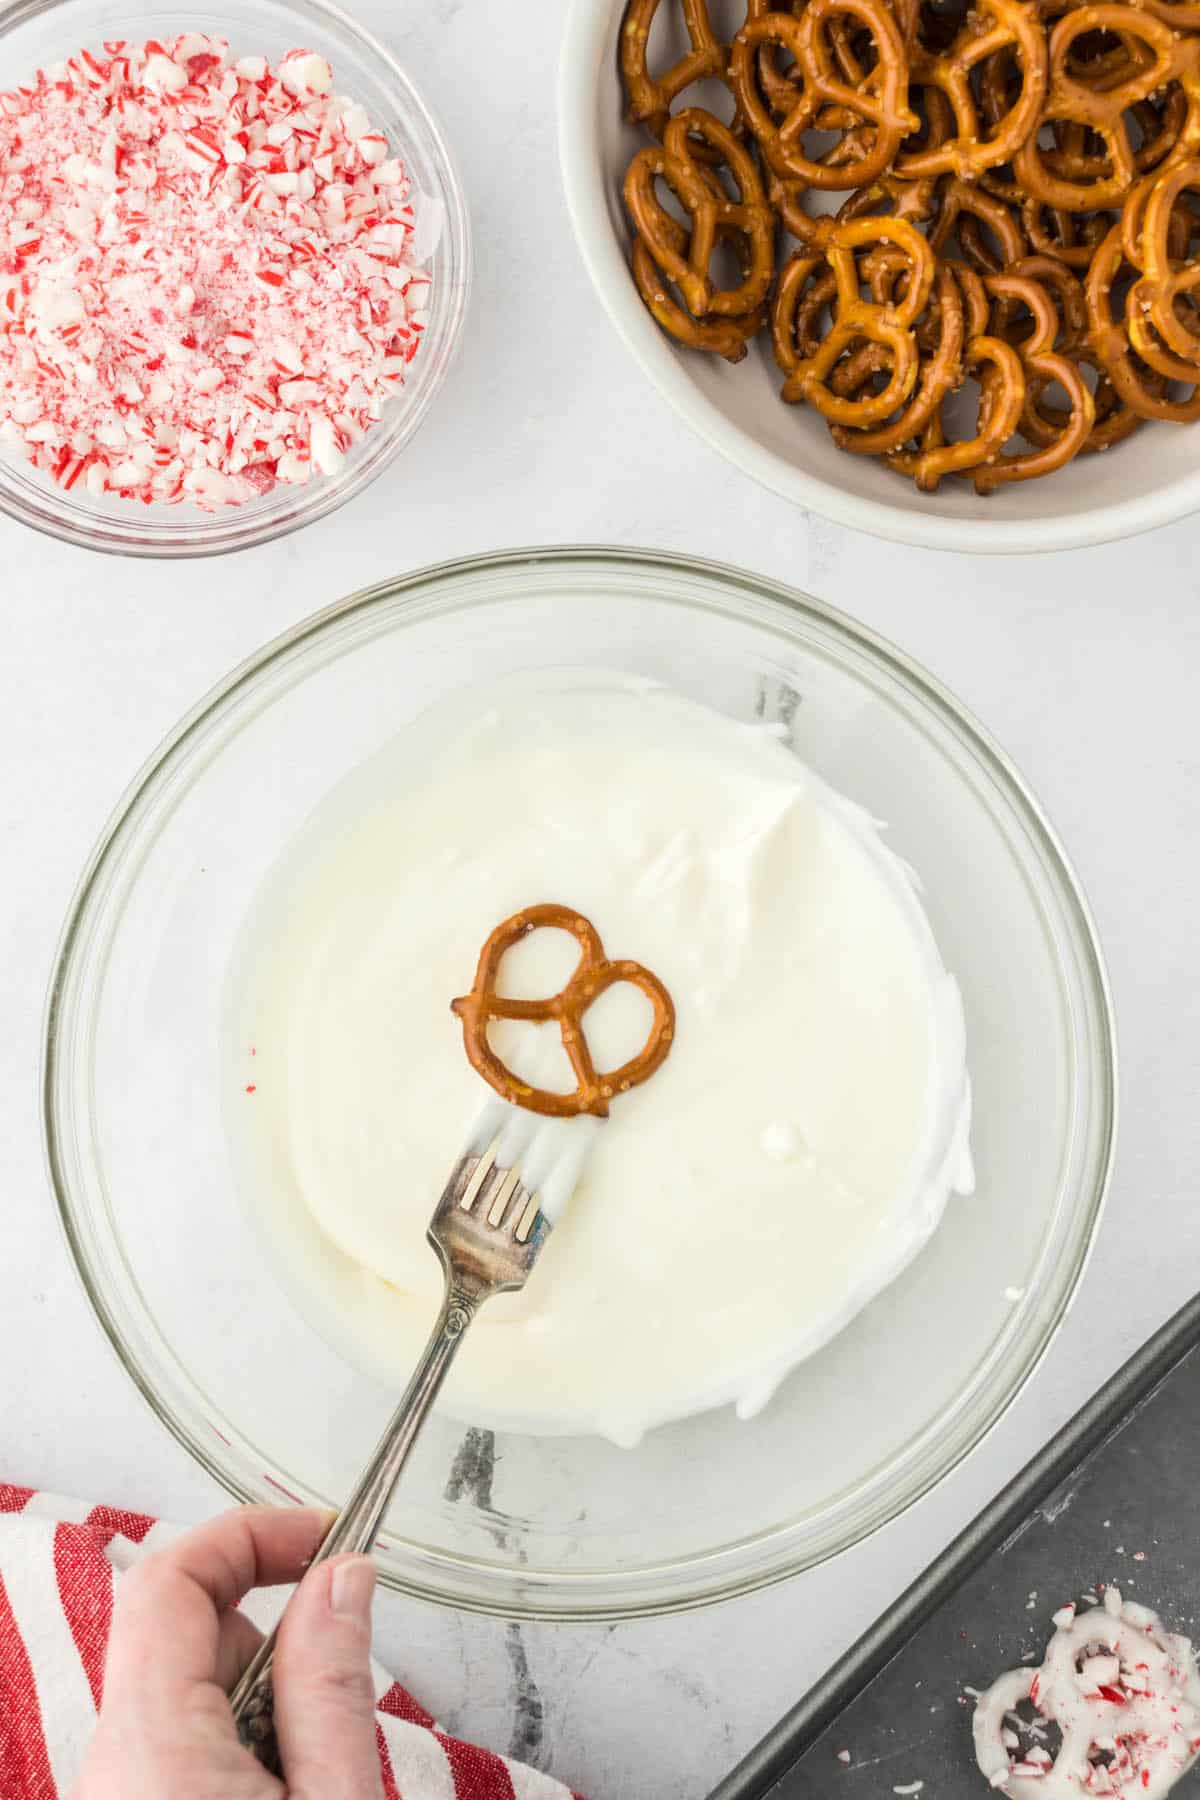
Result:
[44, 548, 1116, 1619]
[0, 0, 470, 557]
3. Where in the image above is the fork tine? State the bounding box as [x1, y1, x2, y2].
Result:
[432, 1141, 496, 1220]
[469, 1159, 511, 1216]
[512, 1193, 543, 1244]
[484, 1165, 523, 1226]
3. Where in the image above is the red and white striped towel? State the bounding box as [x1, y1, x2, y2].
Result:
[0, 1485, 585, 1800]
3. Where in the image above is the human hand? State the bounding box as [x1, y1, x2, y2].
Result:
[73, 1505, 385, 1800]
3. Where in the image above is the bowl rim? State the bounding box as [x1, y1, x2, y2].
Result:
[0, 0, 472, 559]
[556, 0, 1199, 556]
[42, 544, 1119, 1618]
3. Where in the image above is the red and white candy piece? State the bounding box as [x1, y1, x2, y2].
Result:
[973, 1589, 1200, 1797]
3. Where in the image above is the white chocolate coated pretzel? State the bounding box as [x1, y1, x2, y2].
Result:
[974, 1588, 1200, 1796]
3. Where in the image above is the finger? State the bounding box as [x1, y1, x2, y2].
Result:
[273, 1555, 385, 1800]
[215, 1607, 264, 1692]
[105, 1506, 332, 1709]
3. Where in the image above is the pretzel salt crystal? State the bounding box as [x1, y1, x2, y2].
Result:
[452, 906, 675, 1120]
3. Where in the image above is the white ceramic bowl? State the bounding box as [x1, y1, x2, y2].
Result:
[557, 0, 1200, 554]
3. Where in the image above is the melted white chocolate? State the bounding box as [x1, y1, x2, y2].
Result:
[223, 672, 972, 1443]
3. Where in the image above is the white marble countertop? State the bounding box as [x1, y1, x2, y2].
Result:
[3, 7, 1200, 1798]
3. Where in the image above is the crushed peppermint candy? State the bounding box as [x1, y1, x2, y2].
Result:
[0, 36, 432, 508]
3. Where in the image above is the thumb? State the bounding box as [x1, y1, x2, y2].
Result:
[272, 1553, 385, 1800]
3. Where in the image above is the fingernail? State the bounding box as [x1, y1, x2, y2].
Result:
[300, 1509, 339, 1570]
[329, 1556, 375, 1624]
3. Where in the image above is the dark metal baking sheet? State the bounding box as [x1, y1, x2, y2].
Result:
[709, 1293, 1200, 1800]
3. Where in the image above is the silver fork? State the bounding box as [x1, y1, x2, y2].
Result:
[229, 1115, 566, 1769]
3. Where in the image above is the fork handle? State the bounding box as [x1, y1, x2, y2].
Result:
[229, 1277, 484, 1770]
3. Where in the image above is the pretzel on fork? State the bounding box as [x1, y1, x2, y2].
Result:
[452, 905, 675, 1120]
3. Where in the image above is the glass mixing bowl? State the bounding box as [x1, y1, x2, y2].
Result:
[44, 548, 1116, 1619]
[0, 0, 470, 557]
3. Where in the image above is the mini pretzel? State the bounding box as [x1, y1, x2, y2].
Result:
[776, 217, 935, 425]
[772, 219, 932, 376]
[974, 269, 1095, 487]
[451, 905, 675, 1120]
[898, 0, 1049, 180]
[625, 108, 775, 318]
[1012, 6, 1191, 212]
[1126, 157, 1200, 371]
[1036, 95, 1185, 190]
[1086, 217, 1200, 419]
[731, 1, 918, 191]
[620, 0, 727, 133]
[737, 0, 910, 132]
[888, 335, 1026, 490]
[832, 260, 966, 455]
